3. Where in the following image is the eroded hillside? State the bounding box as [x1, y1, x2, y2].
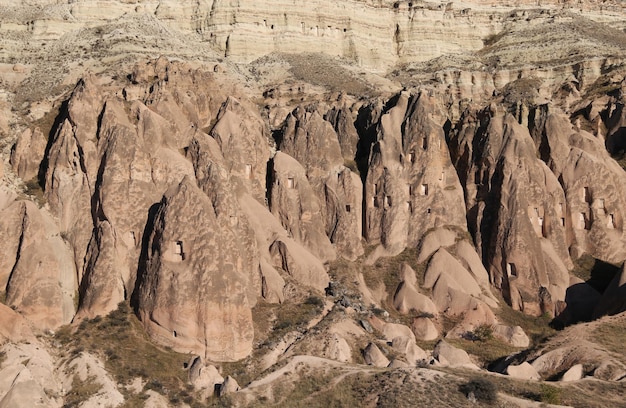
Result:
[1, 0, 626, 407]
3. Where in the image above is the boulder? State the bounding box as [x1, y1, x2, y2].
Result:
[432, 340, 474, 367]
[417, 228, 457, 263]
[493, 325, 530, 348]
[391, 336, 428, 365]
[393, 263, 438, 315]
[324, 333, 352, 363]
[506, 362, 541, 380]
[411, 317, 439, 341]
[561, 364, 584, 382]
[363, 343, 390, 368]
[368, 316, 415, 343]
[218, 376, 240, 397]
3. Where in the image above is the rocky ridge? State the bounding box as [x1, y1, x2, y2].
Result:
[1, 0, 626, 407]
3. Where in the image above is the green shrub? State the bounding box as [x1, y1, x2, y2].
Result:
[459, 378, 498, 404]
[472, 324, 494, 342]
[540, 384, 562, 404]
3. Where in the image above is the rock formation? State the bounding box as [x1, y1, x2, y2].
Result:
[136, 176, 256, 362]
[1, 0, 626, 405]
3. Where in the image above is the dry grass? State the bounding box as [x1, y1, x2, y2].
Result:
[591, 320, 626, 366]
[55, 302, 195, 406]
[278, 53, 375, 97]
[495, 298, 555, 347]
[63, 375, 103, 408]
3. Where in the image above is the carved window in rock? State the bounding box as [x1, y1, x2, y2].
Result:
[506, 263, 517, 277]
[422, 137, 428, 150]
[407, 184, 412, 196]
[372, 196, 379, 208]
[439, 171, 445, 183]
[582, 187, 591, 203]
[374, 183, 379, 195]
[407, 151, 415, 163]
[578, 213, 589, 230]
[129, 231, 137, 247]
[598, 198, 606, 213]
[245, 164, 252, 179]
[287, 177, 295, 189]
[345, 204, 351, 213]
[385, 196, 392, 207]
[406, 201, 412, 213]
[427, 208, 431, 215]
[560, 218, 565, 227]
[608, 213, 616, 229]
[174, 241, 185, 261]
[420, 184, 429, 196]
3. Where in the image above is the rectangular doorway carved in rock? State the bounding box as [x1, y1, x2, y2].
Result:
[608, 213, 615, 229]
[385, 195, 392, 207]
[506, 263, 517, 277]
[582, 186, 591, 203]
[174, 241, 185, 261]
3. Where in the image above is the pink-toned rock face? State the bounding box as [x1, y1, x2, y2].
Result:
[10, 128, 47, 181]
[210, 96, 271, 202]
[450, 108, 573, 315]
[0, 201, 76, 331]
[137, 177, 256, 361]
[269, 151, 336, 263]
[364, 92, 468, 255]
[278, 105, 363, 260]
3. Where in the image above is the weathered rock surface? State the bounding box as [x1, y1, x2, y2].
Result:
[10, 127, 47, 181]
[561, 363, 584, 382]
[391, 336, 428, 366]
[364, 92, 468, 255]
[506, 362, 541, 381]
[411, 317, 439, 341]
[0, 201, 75, 331]
[239, 194, 329, 292]
[0, 304, 33, 344]
[136, 177, 256, 361]
[218, 376, 241, 397]
[450, 108, 572, 315]
[432, 340, 477, 369]
[493, 325, 530, 348]
[269, 151, 336, 263]
[393, 263, 438, 316]
[363, 343, 390, 368]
